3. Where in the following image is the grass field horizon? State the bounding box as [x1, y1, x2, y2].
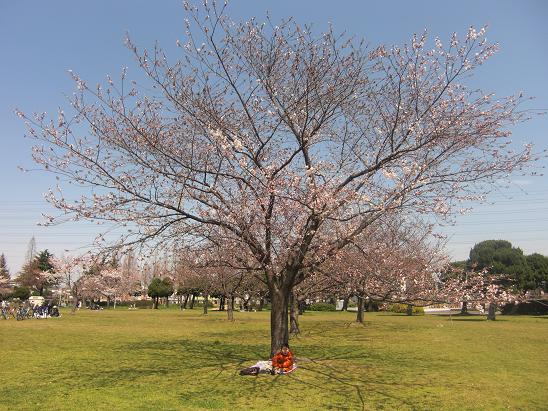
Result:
[1, 309, 546, 410]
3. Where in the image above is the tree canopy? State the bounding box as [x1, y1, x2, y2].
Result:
[19, 2, 537, 354]
[468, 240, 547, 290]
[17, 249, 58, 296]
[0, 254, 9, 280]
[147, 277, 174, 309]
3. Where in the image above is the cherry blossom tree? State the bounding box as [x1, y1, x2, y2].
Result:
[175, 236, 264, 320]
[323, 216, 446, 322]
[439, 269, 522, 320]
[19, 2, 537, 354]
[52, 255, 86, 307]
[67, 255, 136, 308]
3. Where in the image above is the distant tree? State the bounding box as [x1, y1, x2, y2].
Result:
[147, 277, 174, 309]
[439, 270, 521, 320]
[0, 254, 9, 279]
[525, 253, 548, 291]
[0, 254, 11, 299]
[37, 250, 55, 273]
[17, 249, 59, 296]
[17, 260, 40, 293]
[24, 236, 37, 264]
[12, 286, 31, 301]
[468, 240, 531, 288]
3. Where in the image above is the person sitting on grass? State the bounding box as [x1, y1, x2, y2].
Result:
[239, 343, 296, 376]
[271, 343, 294, 374]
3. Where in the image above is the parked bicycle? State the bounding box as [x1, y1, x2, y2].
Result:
[15, 306, 33, 321]
[1, 306, 11, 320]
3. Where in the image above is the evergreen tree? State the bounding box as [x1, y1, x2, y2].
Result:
[467, 240, 546, 291]
[525, 253, 548, 291]
[17, 249, 56, 296]
[147, 277, 174, 309]
[0, 254, 9, 279]
[36, 249, 54, 272]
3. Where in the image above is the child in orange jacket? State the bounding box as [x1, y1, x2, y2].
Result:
[271, 343, 294, 373]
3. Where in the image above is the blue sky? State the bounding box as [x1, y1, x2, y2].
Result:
[1, 0, 547, 274]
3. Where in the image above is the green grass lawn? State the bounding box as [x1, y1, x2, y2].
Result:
[0, 309, 546, 410]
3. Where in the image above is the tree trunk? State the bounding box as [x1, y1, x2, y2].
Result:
[342, 295, 349, 311]
[71, 296, 79, 313]
[356, 294, 365, 323]
[183, 294, 189, 309]
[270, 287, 290, 357]
[460, 301, 468, 315]
[153, 297, 159, 309]
[203, 294, 208, 315]
[406, 304, 413, 316]
[487, 303, 496, 320]
[289, 292, 300, 335]
[298, 300, 306, 315]
[219, 296, 225, 311]
[227, 294, 234, 321]
[166, 295, 169, 307]
[190, 294, 196, 309]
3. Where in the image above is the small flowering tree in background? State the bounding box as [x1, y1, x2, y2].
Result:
[75, 268, 104, 306]
[18, 1, 538, 354]
[52, 255, 87, 307]
[175, 237, 266, 320]
[99, 266, 124, 309]
[66, 255, 138, 308]
[325, 217, 446, 322]
[439, 269, 522, 320]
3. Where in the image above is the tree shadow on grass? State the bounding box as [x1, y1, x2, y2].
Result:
[289, 350, 430, 410]
[446, 317, 507, 322]
[427, 313, 507, 322]
[445, 317, 487, 322]
[91, 330, 431, 410]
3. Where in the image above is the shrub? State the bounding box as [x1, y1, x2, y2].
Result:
[501, 300, 548, 315]
[388, 303, 425, 315]
[308, 302, 336, 311]
[12, 287, 31, 301]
